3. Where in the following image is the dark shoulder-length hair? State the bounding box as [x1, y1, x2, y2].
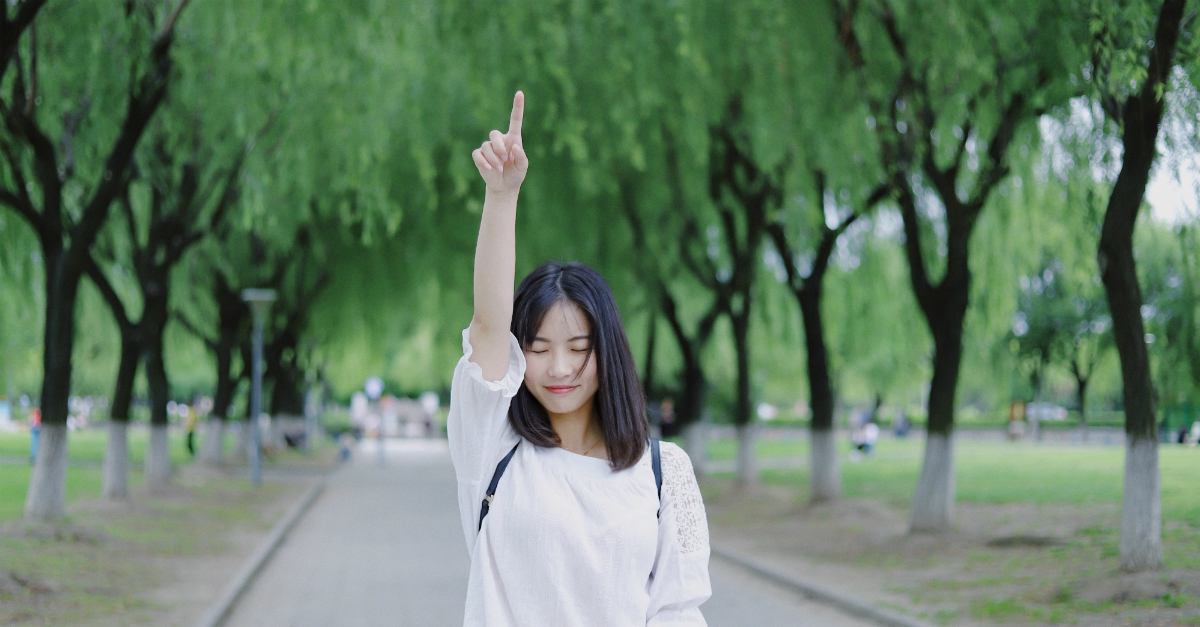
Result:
[509, 261, 648, 471]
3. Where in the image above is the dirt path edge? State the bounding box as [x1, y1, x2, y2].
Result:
[711, 544, 936, 627]
[192, 478, 328, 627]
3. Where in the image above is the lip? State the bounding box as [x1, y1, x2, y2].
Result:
[545, 386, 578, 395]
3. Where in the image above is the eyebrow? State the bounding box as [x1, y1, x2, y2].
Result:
[531, 335, 591, 343]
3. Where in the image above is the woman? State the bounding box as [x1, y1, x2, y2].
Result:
[448, 91, 711, 626]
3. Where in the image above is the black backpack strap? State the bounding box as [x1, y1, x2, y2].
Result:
[478, 442, 520, 532]
[651, 438, 662, 517]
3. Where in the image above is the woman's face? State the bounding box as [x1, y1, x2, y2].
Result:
[523, 300, 599, 418]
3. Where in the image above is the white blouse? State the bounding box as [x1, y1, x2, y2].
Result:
[448, 327, 711, 627]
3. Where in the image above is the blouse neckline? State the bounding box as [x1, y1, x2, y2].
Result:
[543, 443, 618, 478]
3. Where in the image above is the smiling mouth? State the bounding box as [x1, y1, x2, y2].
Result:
[545, 386, 578, 395]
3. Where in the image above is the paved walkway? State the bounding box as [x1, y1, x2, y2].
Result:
[223, 439, 876, 627]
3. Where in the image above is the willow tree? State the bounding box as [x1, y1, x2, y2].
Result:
[0, 1, 189, 520]
[830, 0, 1084, 531]
[767, 171, 889, 500]
[153, 0, 451, 457]
[86, 130, 245, 495]
[1076, 0, 1195, 572]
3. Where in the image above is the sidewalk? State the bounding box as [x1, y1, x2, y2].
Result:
[222, 439, 470, 626]
[219, 439, 880, 627]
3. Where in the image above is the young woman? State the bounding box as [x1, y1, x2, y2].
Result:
[448, 92, 711, 626]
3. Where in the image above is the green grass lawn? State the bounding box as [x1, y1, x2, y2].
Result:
[1, 427, 191, 523]
[0, 466, 106, 523]
[0, 426, 336, 523]
[703, 436, 1200, 524]
[0, 427, 191, 464]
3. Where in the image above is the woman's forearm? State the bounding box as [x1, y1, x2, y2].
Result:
[473, 190, 519, 333]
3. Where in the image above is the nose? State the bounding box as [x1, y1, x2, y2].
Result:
[547, 349, 576, 379]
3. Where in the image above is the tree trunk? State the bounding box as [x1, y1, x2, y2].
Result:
[199, 418, 224, 465]
[1121, 437, 1163, 570]
[24, 423, 69, 520]
[911, 432, 955, 532]
[1033, 363, 1044, 442]
[144, 423, 171, 490]
[732, 308, 756, 486]
[144, 335, 172, 490]
[269, 362, 305, 416]
[102, 421, 130, 500]
[1076, 374, 1090, 443]
[799, 288, 840, 501]
[910, 309, 966, 532]
[234, 415, 252, 462]
[26, 256, 79, 520]
[809, 427, 841, 502]
[735, 422, 757, 487]
[200, 339, 234, 466]
[109, 335, 140, 424]
[682, 420, 707, 474]
[103, 334, 139, 500]
[677, 361, 706, 428]
[643, 311, 656, 398]
[1102, 222, 1164, 569]
[1099, 141, 1166, 570]
[201, 282, 245, 465]
[1095, 0, 1184, 572]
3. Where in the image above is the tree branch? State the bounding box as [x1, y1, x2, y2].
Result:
[0, 0, 46, 86]
[172, 308, 218, 352]
[117, 182, 142, 258]
[83, 255, 132, 332]
[0, 138, 39, 231]
[967, 88, 1039, 213]
[23, 20, 35, 118]
[765, 221, 802, 294]
[69, 0, 190, 266]
[2, 99, 62, 229]
[896, 183, 933, 306]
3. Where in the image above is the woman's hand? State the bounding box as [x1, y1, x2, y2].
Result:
[472, 91, 528, 195]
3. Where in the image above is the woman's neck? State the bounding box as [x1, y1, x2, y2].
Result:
[549, 401, 603, 455]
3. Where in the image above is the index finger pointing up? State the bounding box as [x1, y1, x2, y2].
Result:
[507, 91, 524, 140]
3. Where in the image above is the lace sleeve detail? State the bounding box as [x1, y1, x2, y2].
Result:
[660, 443, 709, 555]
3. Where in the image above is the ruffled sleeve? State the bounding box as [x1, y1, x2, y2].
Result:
[447, 326, 526, 554]
[646, 442, 711, 626]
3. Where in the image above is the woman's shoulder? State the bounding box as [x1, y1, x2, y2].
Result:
[657, 440, 692, 463]
[656, 441, 699, 487]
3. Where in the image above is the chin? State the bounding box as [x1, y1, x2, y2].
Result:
[539, 397, 584, 415]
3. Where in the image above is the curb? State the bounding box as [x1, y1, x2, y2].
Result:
[710, 545, 936, 627]
[192, 479, 327, 627]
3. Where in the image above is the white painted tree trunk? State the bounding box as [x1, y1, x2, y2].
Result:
[682, 421, 707, 475]
[144, 424, 172, 491]
[910, 433, 955, 532]
[809, 428, 841, 502]
[233, 419, 251, 462]
[102, 421, 129, 500]
[736, 422, 758, 486]
[199, 419, 225, 466]
[24, 423, 68, 520]
[1120, 437, 1163, 571]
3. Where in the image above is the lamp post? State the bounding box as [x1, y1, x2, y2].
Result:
[241, 288, 276, 487]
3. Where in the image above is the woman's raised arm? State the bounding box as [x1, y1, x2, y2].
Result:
[468, 91, 528, 381]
